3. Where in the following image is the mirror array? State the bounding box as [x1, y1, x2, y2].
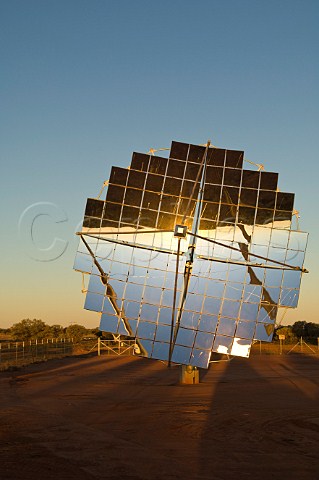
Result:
[74, 141, 308, 368]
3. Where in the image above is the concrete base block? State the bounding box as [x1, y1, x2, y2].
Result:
[180, 365, 200, 384]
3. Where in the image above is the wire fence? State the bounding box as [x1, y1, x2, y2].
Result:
[251, 338, 319, 356]
[0, 338, 136, 371]
[0, 337, 318, 371]
[0, 338, 73, 370]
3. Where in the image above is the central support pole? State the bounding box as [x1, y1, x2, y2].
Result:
[169, 142, 211, 369]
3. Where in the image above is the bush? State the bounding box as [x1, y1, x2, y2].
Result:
[11, 319, 47, 341]
[274, 326, 297, 342]
[66, 324, 88, 342]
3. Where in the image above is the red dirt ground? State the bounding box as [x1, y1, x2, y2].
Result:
[0, 353, 318, 480]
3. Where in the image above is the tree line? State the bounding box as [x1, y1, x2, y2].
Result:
[0, 319, 100, 343]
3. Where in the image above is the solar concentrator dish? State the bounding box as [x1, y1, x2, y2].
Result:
[74, 141, 308, 368]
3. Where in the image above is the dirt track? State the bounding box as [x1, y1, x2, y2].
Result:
[0, 353, 318, 480]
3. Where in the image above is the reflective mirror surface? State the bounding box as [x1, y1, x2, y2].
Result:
[74, 140, 308, 368]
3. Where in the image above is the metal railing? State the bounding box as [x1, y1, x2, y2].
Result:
[87, 338, 136, 356]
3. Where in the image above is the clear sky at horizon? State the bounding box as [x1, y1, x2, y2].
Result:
[1, 0, 318, 329]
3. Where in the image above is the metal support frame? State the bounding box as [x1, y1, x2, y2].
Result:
[287, 336, 316, 354]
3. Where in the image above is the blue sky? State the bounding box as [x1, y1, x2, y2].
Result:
[1, 0, 318, 328]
